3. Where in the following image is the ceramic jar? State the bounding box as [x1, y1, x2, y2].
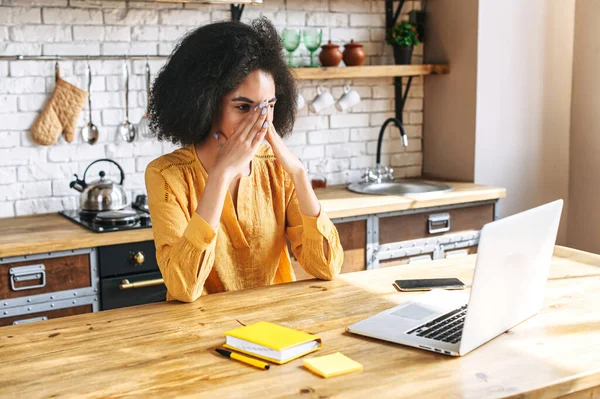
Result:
[342, 40, 366, 66]
[319, 40, 343, 67]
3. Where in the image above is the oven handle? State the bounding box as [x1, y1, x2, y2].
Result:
[119, 278, 164, 290]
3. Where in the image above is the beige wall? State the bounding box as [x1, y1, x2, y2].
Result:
[567, 0, 600, 252]
[424, 0, 574, 244]
[423, 0, 479, 182]
[473, 0, 574, 243]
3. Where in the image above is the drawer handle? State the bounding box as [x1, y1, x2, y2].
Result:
[428, 213, 451, 234]
[130, 251, 145, 266]
[13, 316, 48, 325]
[9, 264, 46, 291]
[119, 278, 164, 290]
[407, 255, 432, 264]
[446, 249, 469, 259]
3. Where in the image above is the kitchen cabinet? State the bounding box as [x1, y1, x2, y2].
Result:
[98, 241, 167, 311]
[0, 183, 505, 326]
[0, 248, 99, 326]
[291, 200, 497, 280]
[292, 219, 367, 280]
[0, 305, 93, 327]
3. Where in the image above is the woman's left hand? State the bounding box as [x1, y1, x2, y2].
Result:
[265, 103, 305, 180]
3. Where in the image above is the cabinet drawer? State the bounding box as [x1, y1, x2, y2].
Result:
[0, 253, 92, 299]
[291, 219, 367, 281]
[0, 305, 93, 327]
[98, 241, 158, 278]
[380, 253, 434, 267]
[101, 271, 166, 310]
[444, 245, 478, 259]
[379, 204, 494, 244]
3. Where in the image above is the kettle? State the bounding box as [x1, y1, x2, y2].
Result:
[70, 159, 128, 212]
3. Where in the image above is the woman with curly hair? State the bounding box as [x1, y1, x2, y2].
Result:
[145, 18, 343, 302]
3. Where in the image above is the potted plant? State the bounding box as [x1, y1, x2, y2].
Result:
[387, 20, 421, 65]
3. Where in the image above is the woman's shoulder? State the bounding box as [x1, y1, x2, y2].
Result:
[146, 144, 197, 176]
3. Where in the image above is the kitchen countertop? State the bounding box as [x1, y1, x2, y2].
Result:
[0, 245, 597, 398]
[0, 182, 505, 258]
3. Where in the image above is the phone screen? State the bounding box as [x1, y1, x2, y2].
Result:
[393, 278, 465, 292]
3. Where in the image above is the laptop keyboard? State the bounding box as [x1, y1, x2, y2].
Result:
[406, 304, 468, 344]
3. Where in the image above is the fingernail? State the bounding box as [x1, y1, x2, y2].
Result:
[261, 107, 267, 115]
[254, 105, 258, 112]
[213, 132, 219, 139]
[263, 121, 268, 128]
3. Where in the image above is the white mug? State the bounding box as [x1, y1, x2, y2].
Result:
[309, 86, 335, 114]
[335, 84, 361, 112]
[297, 93, 306, 111]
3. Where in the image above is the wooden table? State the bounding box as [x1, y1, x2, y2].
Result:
[0, 182, 505, 258]
[2, 246, 594, 399]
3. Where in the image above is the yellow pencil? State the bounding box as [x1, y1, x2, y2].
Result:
[216, 348, 270, 370]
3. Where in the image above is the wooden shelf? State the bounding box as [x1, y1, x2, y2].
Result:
[291, 64, 449, 80]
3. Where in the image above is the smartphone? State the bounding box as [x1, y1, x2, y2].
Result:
[393, 278, 465, 292]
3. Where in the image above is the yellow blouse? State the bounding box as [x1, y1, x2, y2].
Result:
[145, 144, 344, 302]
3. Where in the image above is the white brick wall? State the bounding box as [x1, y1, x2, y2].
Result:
[0, 0, 424, 217]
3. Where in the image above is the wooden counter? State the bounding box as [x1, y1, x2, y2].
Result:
[0, 246, 597, 398]
[0, 182, 505, 258]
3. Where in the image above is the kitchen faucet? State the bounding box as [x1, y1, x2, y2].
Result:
[362, 117, 409, 183]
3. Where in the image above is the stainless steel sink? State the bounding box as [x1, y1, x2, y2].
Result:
[347, 179, 453, 196]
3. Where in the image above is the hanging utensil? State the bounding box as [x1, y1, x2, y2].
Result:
[55, 60, 60, 82]
[119, 61, 137, 143]
[137, 60, 152, 138]
[81, 63, 99, 145]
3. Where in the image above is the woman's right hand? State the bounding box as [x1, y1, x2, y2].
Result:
[213, 100, 269, 181]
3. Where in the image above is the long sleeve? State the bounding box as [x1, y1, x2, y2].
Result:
[145, 165, 217, 302]
[284, 175, 343, 280]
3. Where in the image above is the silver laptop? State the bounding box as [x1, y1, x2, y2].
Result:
[348, 200, 563, 356]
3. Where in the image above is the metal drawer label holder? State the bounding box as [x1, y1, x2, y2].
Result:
[13, 316, 48, 325]
[10, 264, 46, 291]
[428, 213, 451, 234]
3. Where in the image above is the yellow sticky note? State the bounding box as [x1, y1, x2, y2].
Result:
[303, 352, 363, 378]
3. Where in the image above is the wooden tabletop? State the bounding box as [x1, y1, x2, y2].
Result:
[0, 182, 505, 258]
[0, 246, 597, 399]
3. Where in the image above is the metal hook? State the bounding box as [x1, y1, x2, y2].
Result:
[54, 58, 60, 82]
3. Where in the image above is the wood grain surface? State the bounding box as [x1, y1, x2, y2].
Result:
[0, 182, 505, 258]
[0, 246, 598, 399]
[292, 64, 450, 80]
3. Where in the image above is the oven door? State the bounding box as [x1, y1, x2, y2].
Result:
[101, 271, 166, 310]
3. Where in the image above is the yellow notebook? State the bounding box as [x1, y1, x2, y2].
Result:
[303, 352, 363, 378]
[223, 322, 321, 365]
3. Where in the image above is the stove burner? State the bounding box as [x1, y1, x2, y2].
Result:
[79, 209, 100, 221]
[60, 207, 152, 233]
[93, 210, 139, 226]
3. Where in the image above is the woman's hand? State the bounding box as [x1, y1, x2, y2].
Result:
[213, 100, 270, 182]
[265, 103, 305, 180]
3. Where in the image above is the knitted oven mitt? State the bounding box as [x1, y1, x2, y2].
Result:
[30, 78, 88, 145]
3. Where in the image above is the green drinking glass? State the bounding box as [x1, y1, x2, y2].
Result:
[282, 28, 301, 68]
[303, 28, 322, 68]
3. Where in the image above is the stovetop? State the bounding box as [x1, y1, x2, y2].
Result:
[59, 207, 152, 233]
